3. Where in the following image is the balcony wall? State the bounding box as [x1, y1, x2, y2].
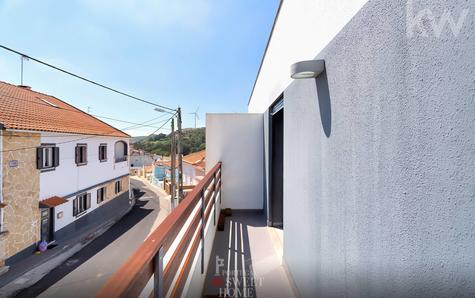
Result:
[206, 114, 264, 210]
[279, 0, 475, 297]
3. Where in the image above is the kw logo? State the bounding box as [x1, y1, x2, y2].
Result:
[406, 0, 470, 38]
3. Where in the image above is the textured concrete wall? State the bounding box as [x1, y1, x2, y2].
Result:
[282, 0, 475, 297]
[1, 132, 40, 262]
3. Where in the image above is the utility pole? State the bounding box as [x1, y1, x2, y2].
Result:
[170, 118, 176, 209]
[177, 107, 184, 201]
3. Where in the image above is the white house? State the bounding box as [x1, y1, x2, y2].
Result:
[0, 81, 131, 267]
[129, 149, 156, 168]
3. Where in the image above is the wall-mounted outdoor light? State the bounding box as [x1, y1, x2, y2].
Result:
[290, 59, 325, 79]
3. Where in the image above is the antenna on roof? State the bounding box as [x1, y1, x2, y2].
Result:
[20, 55, 29, 86]
[189, 106, 200, 128]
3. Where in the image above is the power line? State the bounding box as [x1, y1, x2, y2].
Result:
[3, 116, 172, 139]
[0, 114, 174, 153]
[0, 44, 176, 112]
[0, 91, 171, 130]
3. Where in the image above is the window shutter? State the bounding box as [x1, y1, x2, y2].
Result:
[86, 193, 91, 209]
[73, 198, 78, 216]
[104, 146, 107, 160]
[75, 146, 79, 164]
[37, 147, 43, 169]
[84, 146, 88, 163]
[53, 147, 60, 167]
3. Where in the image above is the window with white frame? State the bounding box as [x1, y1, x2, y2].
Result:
[99, 144, 107, 162]
[37, 144, 59, 171]
[73, 193, 91, 216]
[114, 141, 128, 162]
[75, 143, 88, 166]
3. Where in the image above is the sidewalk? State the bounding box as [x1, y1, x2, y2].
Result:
[0, 198, 134, 298]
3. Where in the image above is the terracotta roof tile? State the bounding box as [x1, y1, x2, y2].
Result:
[0, 81, 129, 137]
[40, 196, 68, 208]
[183, 150, 205, 171]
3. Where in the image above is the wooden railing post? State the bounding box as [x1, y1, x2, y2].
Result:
[219, 166, 222, 204]
[213, 172, 217, 226]
[96, 162, 222, 298]
[154, 246, 164, 298]
[200, 188, 205, 274]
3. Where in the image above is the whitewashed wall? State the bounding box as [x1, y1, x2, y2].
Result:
[182, 163, 204, 185]
[39, 133, 129, 199]
[54, 183, 109, 231]
[129, 154, 154, 167]
[248, 0, 368, 113]
[206, 114, 264, 210]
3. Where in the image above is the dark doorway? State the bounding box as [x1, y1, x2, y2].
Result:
[270, 101, 284, 228]
[40, 208, 54, 243]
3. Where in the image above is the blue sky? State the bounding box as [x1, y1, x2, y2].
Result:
[0, 0, 279, 136]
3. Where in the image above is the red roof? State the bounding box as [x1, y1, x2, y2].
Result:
[40, 196, 68, 208]
[0, 81, 129, 137]
[183, 150, 205, 171]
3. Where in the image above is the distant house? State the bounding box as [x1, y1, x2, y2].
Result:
[0, 81, 131, 268]
[129, 149, 156, 168]
[182, 150, 205, 185]
[156, 151, 205, 194]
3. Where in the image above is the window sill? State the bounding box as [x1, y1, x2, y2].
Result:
[0, 203, 6, 209]
[75, 210, 87, 218]
[40, 167, 56, 173]
[99, 159, 108, 163]
[0, 230, 9, 237]
[76, 163, 88, 167]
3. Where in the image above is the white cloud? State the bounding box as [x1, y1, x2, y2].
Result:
[81, 0, 211, 30]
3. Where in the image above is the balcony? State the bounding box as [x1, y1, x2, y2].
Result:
[97, 162, 295, 297]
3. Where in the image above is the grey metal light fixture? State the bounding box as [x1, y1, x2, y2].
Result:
[290, 59, 325, 79]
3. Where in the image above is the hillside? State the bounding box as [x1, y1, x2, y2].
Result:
[132, 127, 205, 156]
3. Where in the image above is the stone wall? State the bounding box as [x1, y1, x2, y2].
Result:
[105, 175, 129, 201]
[1, 131, 40, 263]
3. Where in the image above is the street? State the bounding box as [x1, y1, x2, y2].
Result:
[16, 178, 170, 298]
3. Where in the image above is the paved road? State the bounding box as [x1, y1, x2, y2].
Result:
[16, 178, 170, 298]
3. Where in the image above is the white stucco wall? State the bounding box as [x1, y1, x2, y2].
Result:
[53, 183, 110, 232]
[129, 154, 154, 168]
[39, 133, 129, 200]
[248, 0, 369, 113]
[183, 163, 202, 185]
[206, 114, 264, 210]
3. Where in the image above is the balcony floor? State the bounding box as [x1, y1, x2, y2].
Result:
[203, 211, 295, 298]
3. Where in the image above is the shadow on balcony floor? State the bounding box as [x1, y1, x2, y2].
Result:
[203, 211, 294, 298]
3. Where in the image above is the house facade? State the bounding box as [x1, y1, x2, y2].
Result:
[182, 150, 205, 185]
[129, 148, 156, 168]
[0, 81, 131, 267]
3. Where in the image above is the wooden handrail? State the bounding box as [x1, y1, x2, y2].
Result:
[96, 162, 222, 298]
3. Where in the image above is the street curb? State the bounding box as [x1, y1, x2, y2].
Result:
[0, 199, 135, 298]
